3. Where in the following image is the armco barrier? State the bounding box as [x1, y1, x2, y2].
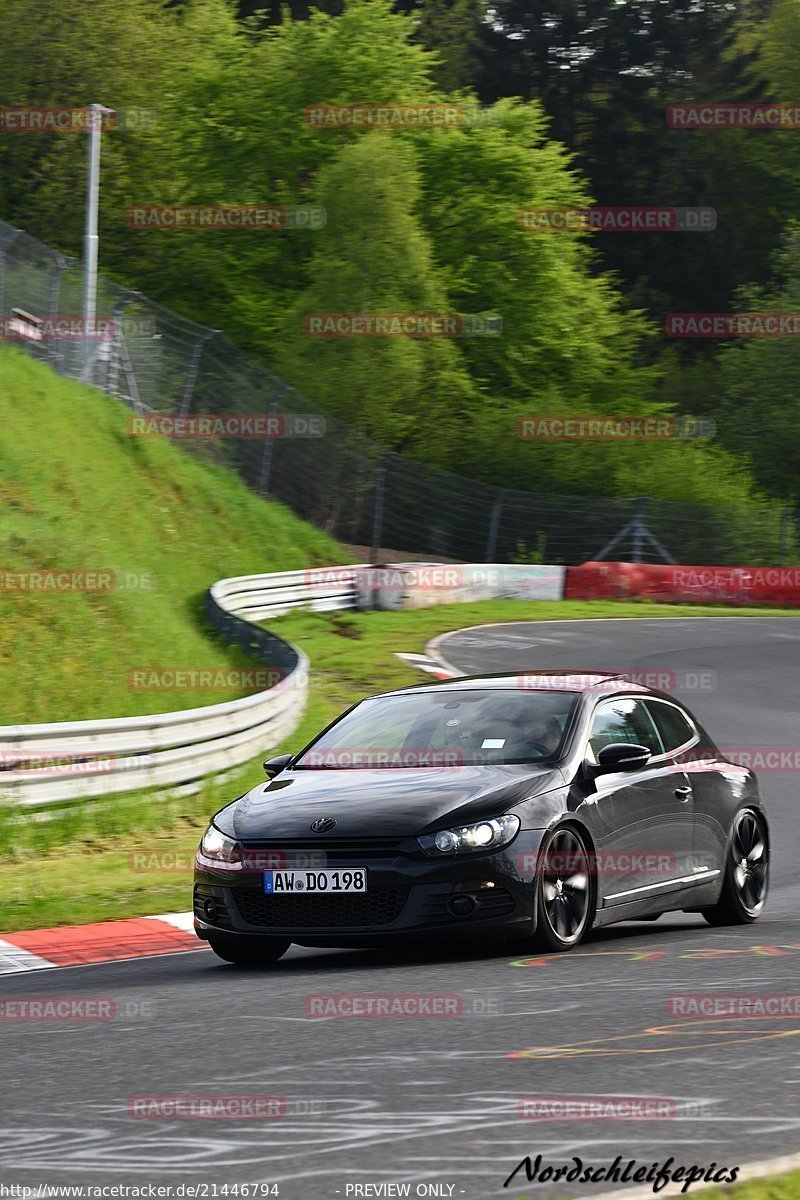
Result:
[8, 555, 794, 810]
[565, 561, 800, 605]
[0, 565, 364, 810]
[0, 560, 562, 809]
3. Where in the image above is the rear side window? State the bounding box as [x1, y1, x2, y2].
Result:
[646, 701, 696, 752]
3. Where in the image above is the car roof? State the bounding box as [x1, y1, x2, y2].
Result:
[374, 670, 653, 699]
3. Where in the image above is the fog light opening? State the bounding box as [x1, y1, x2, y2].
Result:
[202, 897, 218, 921]
[448, 894, 477, 918]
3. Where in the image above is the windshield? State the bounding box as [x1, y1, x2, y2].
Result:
[293, 689, 578, 768]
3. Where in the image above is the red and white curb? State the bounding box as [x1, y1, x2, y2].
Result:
[0, 911, 199, 974]
[394, 651, 456, 679]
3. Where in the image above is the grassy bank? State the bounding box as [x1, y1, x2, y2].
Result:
[0, 344, 346, 723]
[711, 1170, 800, 1199]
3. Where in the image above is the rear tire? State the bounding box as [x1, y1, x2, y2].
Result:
[701, 808, 768, 926]
[207, 933, 291, 965]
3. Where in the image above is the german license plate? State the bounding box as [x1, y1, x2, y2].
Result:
[263, 868, 368, 894]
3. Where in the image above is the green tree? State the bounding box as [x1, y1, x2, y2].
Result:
[716, 225, 800, 502]
[0, 0, 190, 250]
[472, 0, 781, 324]
[276, 131, 474, 449]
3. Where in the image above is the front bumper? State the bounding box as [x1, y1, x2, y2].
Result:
[193, 831, 544, 945]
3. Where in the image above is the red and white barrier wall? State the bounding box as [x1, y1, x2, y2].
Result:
[564, 561, 800, 606]
[355, 560, 800, 610]
[354, 563, 566, 609]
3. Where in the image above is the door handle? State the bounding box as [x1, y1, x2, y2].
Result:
[674, 785, 692, 801]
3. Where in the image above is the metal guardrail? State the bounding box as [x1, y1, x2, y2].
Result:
[0, 559, 562, 808]
[0, 566, 365, 810]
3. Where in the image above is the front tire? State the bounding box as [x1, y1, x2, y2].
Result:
[533, 825, 594, 951]
[207, 933, 291, 965]
[701, 808, 768, 926]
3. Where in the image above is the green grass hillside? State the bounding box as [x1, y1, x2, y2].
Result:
[0, 344, 347, 723]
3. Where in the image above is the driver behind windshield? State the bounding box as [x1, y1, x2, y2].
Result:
[524, 716, 562, 756]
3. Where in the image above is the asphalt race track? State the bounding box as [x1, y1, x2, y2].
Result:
[3, 617, 800, 1198]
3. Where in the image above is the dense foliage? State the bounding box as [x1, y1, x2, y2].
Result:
[0, 0, 797, 505]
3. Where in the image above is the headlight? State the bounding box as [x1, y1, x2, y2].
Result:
[418, 815, 520, 857]
[197, 824, 242, 869]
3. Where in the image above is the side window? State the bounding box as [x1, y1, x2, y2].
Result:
[646, 701, 696, 753]
[588, 697, 665, 758]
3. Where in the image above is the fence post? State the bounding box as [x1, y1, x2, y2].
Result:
[631, 496, 648, 563]
[47, 256, 71, 372]
[108, 291, 133, 394]
[779, 508, 792, 565]
[485, 487, 507, 562]
[258, 384, 291, 497]
[370, 453, 393, 563]
[0, 226, 22, 319]
[179, 327, 217, 417]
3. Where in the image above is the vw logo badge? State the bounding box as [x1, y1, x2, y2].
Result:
[310, 817, 337, 833]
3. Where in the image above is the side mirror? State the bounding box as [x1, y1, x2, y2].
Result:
[594, 742, 652, 774]
[263, 753, 293, 779]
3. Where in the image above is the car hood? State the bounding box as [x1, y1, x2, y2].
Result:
[215, 764, 565, 840]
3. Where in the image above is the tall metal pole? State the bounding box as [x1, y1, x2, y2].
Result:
[82, 104, 113, 369]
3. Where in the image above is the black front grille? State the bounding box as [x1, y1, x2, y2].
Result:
[240, 838, 409, 858]
[232, 887, 410, 929]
